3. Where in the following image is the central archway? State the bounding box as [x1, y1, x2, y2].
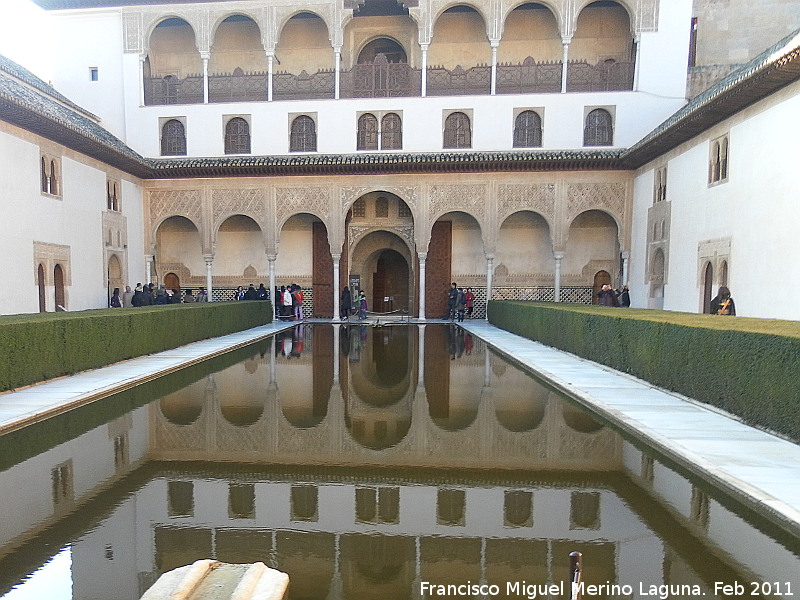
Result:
[350, 232, 412, 316]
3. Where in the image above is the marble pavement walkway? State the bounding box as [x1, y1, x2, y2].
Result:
[0, 320, 295, 436]
[459, 320, 800, 539]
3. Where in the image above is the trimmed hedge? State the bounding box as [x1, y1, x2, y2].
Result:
[488, 301, 800, 441]
[0, 301, 272, 392]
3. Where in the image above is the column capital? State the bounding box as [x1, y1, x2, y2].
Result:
[553, 251, 565, 260]
[200, 50, 210, 61]
[203, 254, 214, 262]
[561, 36, 573, 45]
[266, 254, 277, 262]
[417, 251, 428, 261]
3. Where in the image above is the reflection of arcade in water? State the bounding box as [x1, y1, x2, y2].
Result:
[154, 324, 619, 469]
[1, 325, 797, 600]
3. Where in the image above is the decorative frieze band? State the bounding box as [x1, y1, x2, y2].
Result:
[429, 184, 487, 220]
[497, 183, 556, 223]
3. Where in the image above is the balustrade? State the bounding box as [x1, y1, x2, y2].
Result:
[142, 59, 634, 105]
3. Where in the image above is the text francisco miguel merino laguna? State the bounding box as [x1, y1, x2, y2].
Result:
[420, 580, 707, 599]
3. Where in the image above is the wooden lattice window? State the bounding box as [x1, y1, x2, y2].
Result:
[513, 110, 542, 148]
[443, 112, 471, 149]
[224, 117, 251, 154]
[583, 108, 613, 146]
[161, 119, 186, 156]
[357, 113, 378, 150]
[381, 113, 402, 149]
[290, 115, 317, 152]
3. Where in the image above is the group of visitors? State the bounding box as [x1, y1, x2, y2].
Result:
[110, 283, 209, 307]
[340, 286, 368, 320]
[274, 284, 304, 321]
[597, 284, 631, 307]
[234, 283, 269, 302]
[445, 283, 475, 322]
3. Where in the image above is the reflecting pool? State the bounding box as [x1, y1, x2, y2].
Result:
[0, 324, 797, 600]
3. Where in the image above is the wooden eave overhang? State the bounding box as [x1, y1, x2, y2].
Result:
[149, 150, 624, 178]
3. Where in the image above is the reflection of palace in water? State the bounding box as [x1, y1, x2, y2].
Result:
[0, 325, 798, 600]
[154, 324, 619, 469]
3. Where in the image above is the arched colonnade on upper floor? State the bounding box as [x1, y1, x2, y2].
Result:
[131, 0, 657, 103]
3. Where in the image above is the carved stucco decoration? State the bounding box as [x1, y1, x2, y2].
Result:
[341, 186, 419, 214]
[348, 224, 415, 248]
[497, 183, 556, 226]
[566, 182, 625, 226]
[149, 189, 203, 231]
[276, 186, 330, 226]
[211, 188, 267, 231]
[429, 184, 487, 222]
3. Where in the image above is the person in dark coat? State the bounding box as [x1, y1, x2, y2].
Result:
[597, 284, 616, 306]
[340, 286, 352, 320]
[616, 285, 631, 307]
[710, 286, 736, 315]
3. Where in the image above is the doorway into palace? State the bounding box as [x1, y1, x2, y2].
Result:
[592, 270, 611, 304]
[164, 272, 180, 291]
[350, 231, 414, 317]
[372, 249, 409, 315]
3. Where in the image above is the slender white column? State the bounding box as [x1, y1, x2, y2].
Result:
[553, 251, 564, 302]
[267, 53, 274, 101]
[201, 51, 210, 104]
[204, 254, 214, 301]
[138, 55, 146, 106]
[633, 36, 642, 91]
[145, 254, 153, 285]
[334, 47, 342, 99]
[621, 250, 630, 286]
[418, 252, 427, 320]
[332, 253, 341, 322]
[268, 254, 276, 306]
[420, 44, 428, 97]
[561, 39, 571, 93]
[485, 256, 494, 318]
[490, 41, 499, 95]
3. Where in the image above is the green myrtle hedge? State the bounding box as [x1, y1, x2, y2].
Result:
[488, 301, 800, 441]
[0, 301, 272, 392]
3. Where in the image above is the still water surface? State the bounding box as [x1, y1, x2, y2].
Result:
[0, 324, 797, 599]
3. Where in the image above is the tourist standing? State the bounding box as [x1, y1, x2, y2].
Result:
[340, 286, 352, 320]
[465, 288, 475, 318]
[597, 284, 616, 306]
[446, 282, 458, 320]
[110, 288, 121, 308]
[122, 285, 134, 308]
[358, 290, 368, 319]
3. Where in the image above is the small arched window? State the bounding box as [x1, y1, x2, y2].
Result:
[290, 115, 317, 152]
[375, 196, 389, 218]
[357, 113, 378, 150]
[224, 117, 251, 154]
[443, 112, 471, 149]
[513, 110, 542, 148]
[41, 157, 48, 193]
[381, 113, 402, 150]
[583, 109, 613, 146]
[161, 119, 186, 156]
[49, 160, 59, 196]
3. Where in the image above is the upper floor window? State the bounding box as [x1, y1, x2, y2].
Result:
[224, 117, 251, 154]
[290, 115, 317, 152]
[513, 110, 543, 148]
[40, 153, 61, 197]
[583, 108, 613, 147]
[107, 178, 121, 211]
[654, 165, 667, 203]
[161, 119, 186, 156]
[356, 112, 403, 151]
[375, 196, 389, 217]
[357, 113, 378, 150]
[352, 198, 366, 218]
[709, 135, 729, 184]
[443, 111, 471, 149]
[381, 113, 402, 150]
